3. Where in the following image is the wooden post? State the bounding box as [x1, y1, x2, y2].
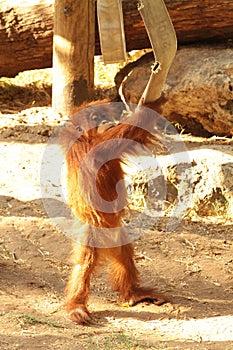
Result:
[52, 0, 95, 116]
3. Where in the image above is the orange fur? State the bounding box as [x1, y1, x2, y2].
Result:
[63, 99, 169, 324]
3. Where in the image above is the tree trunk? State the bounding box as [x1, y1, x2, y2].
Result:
[52, 0, 95, 115]
[0, 0, 54, 77]
[0, 0, 233, 77]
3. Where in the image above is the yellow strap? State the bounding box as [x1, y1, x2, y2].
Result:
[97, 0, 127, 64]
[138, 0, 177, 104]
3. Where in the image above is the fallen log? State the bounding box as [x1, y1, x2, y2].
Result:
[0, 0, 233, 77]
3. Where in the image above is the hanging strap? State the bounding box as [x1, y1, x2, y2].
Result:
[138, 0, 177, 104]
[97, 0, 126, 64]
[97, 0, 177, 103]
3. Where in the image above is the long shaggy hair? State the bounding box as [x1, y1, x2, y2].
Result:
[62, 98, 169, 324]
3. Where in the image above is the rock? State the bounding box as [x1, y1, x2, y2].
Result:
[116, 47, 233, 136]
[125, 144, 233, 227]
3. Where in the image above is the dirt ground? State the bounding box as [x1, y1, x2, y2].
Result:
[0, 77, 233, 349]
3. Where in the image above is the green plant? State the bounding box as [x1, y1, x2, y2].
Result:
[18, 314, 61, 328]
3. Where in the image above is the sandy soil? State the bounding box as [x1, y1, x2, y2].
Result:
[0, 106, 233, 350]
